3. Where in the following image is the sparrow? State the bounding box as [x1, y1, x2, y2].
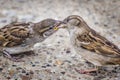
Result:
[54, 15, 120, 74]
[0, 19, 60, 61]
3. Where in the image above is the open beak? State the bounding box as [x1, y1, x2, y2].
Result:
[53, 21, 67, 30]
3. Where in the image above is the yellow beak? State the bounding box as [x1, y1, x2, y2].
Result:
[53, 21, 67, 30]
[53, 26, 59, 30]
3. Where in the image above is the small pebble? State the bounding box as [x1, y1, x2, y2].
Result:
[32, 64, 36, 67]
[57, 41, 60, 44]
[21, 75, 30, 80]
[6, 77, 11, 79]
[104, 24, 108, 27]
[0, 67, 3, 72]
[41, 66, 46, 68]
[66, 50, 71, 53]
[35, 61, 39, 64]
[22, 69, 26, 73]
[26, 73, 29, 75]
[55, 60, 63, 65]
[30, 71, 34, 74]
[12, 65, 17, 67]
[94, 22, 99, 25]
[46, 64, 51, 67]
[61, 71, 65, 75]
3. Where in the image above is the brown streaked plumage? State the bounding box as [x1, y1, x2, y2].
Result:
[0, 19, 60, 61]
[54, 15, 120, 73]
[0, 22, 30, 47]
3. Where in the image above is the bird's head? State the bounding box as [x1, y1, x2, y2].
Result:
[33, 19, 62, 37]
[63, 15, 84, 28]
[53, 15, 88, 34]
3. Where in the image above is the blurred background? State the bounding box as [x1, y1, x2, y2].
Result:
[0, 0, 120, 80]
[0, 0, 120, 42]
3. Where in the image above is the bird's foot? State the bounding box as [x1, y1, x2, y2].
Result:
[3, 50, 24, 62]
[75, 68, 98, 75]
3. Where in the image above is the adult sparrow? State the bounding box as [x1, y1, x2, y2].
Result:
[54, 15, 120, 74]
[0, 19, 60, 61]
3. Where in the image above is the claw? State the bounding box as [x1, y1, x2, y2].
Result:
[3, 50, 12, 59]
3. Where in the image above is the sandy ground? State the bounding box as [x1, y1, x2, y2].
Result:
[0, 0, 120, 80]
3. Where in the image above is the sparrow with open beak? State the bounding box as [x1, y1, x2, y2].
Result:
[0, 19, 61, 61]
[54, 15, 120, 74]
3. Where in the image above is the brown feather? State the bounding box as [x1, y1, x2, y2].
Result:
[77, 30, 120, 58]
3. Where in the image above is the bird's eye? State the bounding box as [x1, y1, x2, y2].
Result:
[49, 25, 53, 29]
[69, 19, 80, 26]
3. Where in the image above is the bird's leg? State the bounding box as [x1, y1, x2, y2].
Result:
[3, 50, 24, 62]
[75, 66, 99, 74]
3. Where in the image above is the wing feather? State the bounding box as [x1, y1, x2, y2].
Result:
[77, 29, 120, 58]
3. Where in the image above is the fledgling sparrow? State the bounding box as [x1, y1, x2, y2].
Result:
[54, 15, 120, 74]
[0, 19, 60, 61]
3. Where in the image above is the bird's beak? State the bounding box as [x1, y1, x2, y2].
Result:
[53, 21, 67, 30]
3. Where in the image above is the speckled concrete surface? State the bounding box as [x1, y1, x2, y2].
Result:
[0, 0, 120, 80]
